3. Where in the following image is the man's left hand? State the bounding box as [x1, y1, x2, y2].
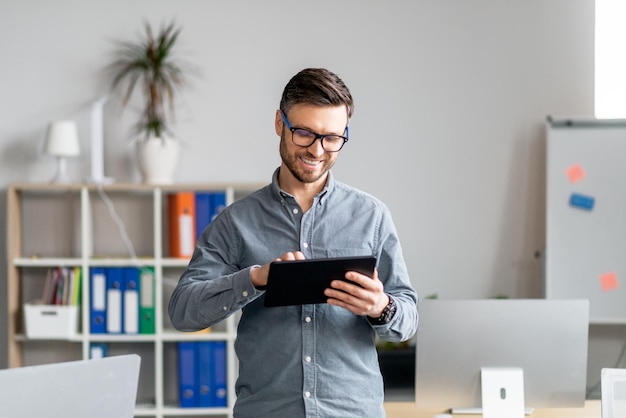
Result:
[324, 269, 389, 318]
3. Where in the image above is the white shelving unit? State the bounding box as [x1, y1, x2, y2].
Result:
[6, 182, 263, 418]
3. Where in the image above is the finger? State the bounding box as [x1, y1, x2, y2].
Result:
[329, 281, 376, 308]
[325, 287, 360, 306]
[345, 271, 379, 290]
[279, 251, 306, 261]
[326, 290, 373, 316]
[280, 252, 296, 261]
[329, 279, 362, 296]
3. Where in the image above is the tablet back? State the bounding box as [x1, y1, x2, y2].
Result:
[264, 256, 377, 307]
[0, 354, 140, 418]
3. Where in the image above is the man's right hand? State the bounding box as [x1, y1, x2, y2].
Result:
[250, 251, 306, 289]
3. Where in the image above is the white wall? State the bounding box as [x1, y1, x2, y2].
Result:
[0, 0, 600, 380]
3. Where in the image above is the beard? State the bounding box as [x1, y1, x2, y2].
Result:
[279, 131, 335, 184]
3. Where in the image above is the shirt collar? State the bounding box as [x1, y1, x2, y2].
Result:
[271, 167, 334, 205]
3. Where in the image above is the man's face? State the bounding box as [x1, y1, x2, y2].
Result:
[276, 104, 348, 185]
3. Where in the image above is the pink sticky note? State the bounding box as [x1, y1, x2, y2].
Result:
[599, 272, 619, 292]
[566, 164, 585, 184]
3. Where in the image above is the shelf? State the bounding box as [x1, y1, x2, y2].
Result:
[6, 182, 263, 418]
[15, 334, 84, 343]
[161, 331, 233, 342]
[14, 257, 83, 267]
[162, 258, 193, 267]
[14, 257, 192, 268]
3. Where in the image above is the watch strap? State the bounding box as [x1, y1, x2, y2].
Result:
[368, 294, 397, 325]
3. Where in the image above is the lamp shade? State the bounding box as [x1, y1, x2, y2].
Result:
[44, 120, 80, 157]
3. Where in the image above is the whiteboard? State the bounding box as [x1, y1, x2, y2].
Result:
[546, 118, 626, 323]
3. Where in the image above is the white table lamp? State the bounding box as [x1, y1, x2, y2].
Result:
[44, 120, 80, 183]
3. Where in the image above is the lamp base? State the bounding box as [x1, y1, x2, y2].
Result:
[49, 156, 72, 184]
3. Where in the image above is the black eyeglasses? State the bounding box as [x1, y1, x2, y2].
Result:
[280, 111, 349, 152]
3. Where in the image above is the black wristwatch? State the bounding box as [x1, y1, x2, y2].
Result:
[368, 294, 397, 325]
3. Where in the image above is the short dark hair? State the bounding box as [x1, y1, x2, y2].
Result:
[279, 68, 354, 119]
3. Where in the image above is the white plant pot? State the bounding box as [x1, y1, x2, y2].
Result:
[136, 137, 180, 184]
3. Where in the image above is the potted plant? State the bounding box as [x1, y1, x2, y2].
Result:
[108, 20, 191, 184]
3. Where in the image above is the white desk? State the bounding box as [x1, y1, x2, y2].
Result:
[384, 400, 601, 418]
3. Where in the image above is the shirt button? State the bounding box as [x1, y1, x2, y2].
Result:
[302, 242, 309, 248]
[304, 391, 311, 398]
[305, 356, 312, 363]
[305, 317, 311, 323]
[293, 208, 299, 214]
[222, 306, 228, 311]
[242, 291, 248, 297]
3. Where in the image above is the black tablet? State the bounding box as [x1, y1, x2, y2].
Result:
[264, 256, 377, 307]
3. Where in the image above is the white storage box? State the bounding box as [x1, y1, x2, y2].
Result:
[23, 303, 78, 339]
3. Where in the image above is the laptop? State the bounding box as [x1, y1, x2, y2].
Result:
[0, 354, 141, 418]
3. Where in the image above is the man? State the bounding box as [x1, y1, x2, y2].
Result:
[168, 68, 418, 418]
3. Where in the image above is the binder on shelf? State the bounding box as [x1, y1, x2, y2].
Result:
[168, 192, 196, 258]
[139, 266, 156, 334]
[105, 267, 123, 334]
[195, 192, 212, 239]
[212, 341, 228, 407]
[196, 341, 214, 407]
[51, 267, 64, 305]
[195, 191, 228, 239]
[178, 341, 197, 407]
[89, 267, 107, 334]
[89, 343, 107, 359]
[210, 191, 227, 222]
[123, 267, 140, 334]
[69, 266, 82, 306]
[58, 267, 69, 305]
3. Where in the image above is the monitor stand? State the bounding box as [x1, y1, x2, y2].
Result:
[451, 368, 533, 417]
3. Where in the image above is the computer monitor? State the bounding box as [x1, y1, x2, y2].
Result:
[415, 299, 589, 414]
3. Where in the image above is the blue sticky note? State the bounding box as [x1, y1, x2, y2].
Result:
[569, 193, 595, 211]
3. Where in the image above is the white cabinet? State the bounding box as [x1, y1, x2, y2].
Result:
[6, 183, 262, 418]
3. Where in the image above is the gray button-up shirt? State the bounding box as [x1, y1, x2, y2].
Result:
[168, 168, 418, 418]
